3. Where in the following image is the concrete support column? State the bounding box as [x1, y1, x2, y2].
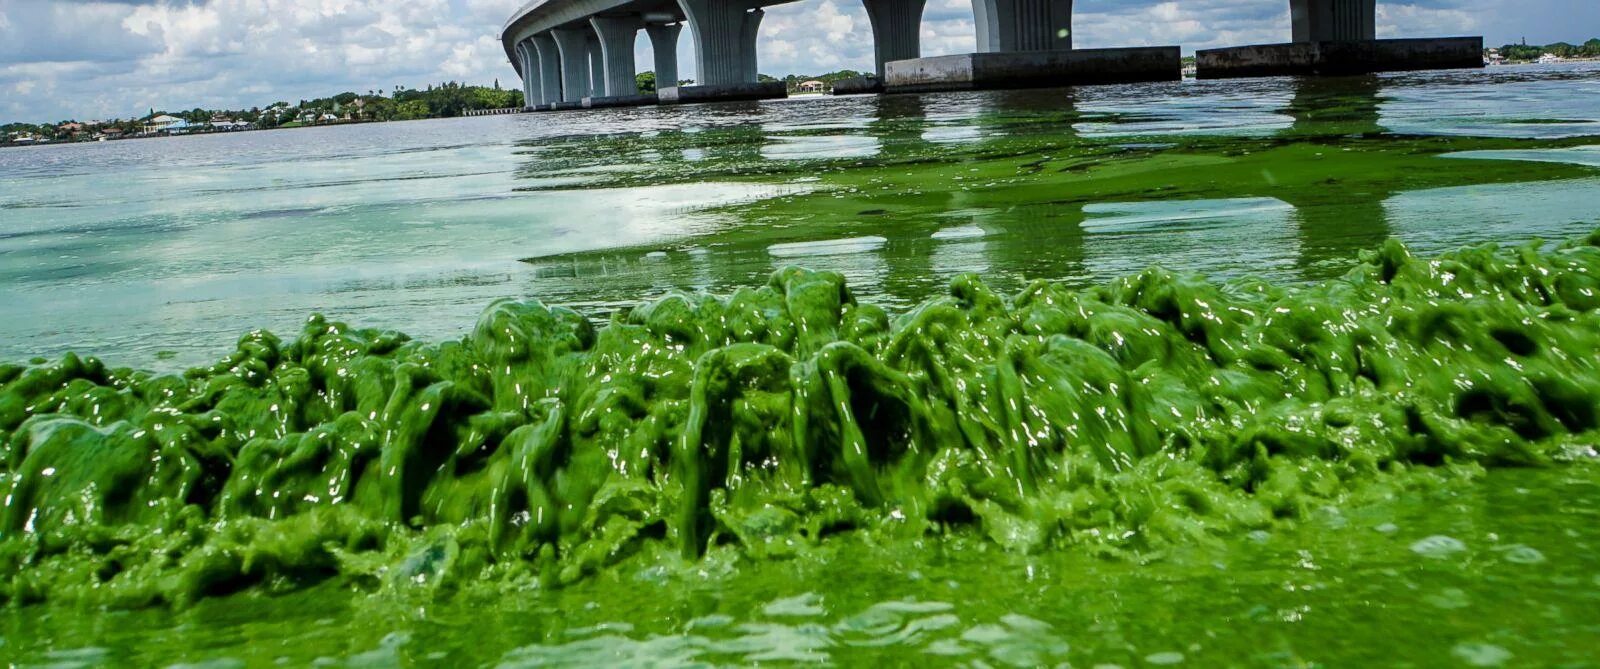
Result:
[1290, 0, 1375, 42]
[973, 0, 1071, 52]
[591, 16, 642, 97]
[532, 33, 562, 105]
[739, 8, 764, 82]
[585, 32, 605, 97]
[549, 28, 591, 103]
[862, 0, 925, 78]
[519, 41, 543, 107]
[676, 0, 762, 85]
[646, 23, 682, 87]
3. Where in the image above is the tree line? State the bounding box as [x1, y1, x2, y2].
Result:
[4, 81, 525, 142]
[1495, 38, 1600, 61]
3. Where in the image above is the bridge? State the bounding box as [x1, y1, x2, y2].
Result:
[500, 0, 1480, 109]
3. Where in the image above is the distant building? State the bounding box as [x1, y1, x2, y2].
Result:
[144, 114, 191, 134]
[798, 80, 825, 93]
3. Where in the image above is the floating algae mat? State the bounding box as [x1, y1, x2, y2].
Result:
[2, 231, 1599, 623]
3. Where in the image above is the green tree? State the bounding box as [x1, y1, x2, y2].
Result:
[636, 71, 657, 94]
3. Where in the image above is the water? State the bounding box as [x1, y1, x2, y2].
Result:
[2, 64, 1598, 372]
[3, 63, 1600, 667]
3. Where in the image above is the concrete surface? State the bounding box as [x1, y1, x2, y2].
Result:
[582, 94, 659, 108]
[1195, 37, 1483, 78]
[830, 76, 884, 95]
[884, 47, 1181, 92]
[657, 82, 788, 104]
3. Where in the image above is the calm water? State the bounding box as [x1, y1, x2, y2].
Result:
[3, 64, 1600, 667]
[2, 64, 1598, 372]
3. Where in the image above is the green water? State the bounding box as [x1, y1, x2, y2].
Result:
[3, 67, 1600, 666]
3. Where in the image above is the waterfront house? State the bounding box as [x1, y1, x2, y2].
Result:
[144, 114, 191, 134]
[798, 80, 825, 93]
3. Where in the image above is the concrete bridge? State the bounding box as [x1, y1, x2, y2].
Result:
[500, 0, 1480, 109]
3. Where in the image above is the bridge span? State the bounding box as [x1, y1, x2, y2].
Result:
[500, 0, 1480, 110]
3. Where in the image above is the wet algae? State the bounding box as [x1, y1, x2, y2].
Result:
[2, 232, 1599, 609]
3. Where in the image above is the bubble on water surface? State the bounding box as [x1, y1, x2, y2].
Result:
[1494, 544, 1546, 564]
[1452, 642, 1512, 667]
[1410, 535, 1467, 559]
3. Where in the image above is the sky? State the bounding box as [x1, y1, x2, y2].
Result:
[0, 0, 1594, 123]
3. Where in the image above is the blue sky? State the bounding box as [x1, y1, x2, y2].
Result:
[0, 0, 1594, 123]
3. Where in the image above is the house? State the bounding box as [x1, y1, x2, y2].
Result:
[58, 122, 85, 137]
[797, 80, 825, 93]
[144, 114, 191, 134]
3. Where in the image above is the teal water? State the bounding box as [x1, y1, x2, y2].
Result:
[2, 65, 1598, 372]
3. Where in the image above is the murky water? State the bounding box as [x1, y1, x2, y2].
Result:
[2, 63, 1599, 667]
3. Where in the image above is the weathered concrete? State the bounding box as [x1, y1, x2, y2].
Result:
[582, 93, 659, 108]
[591, 16, 642, 97]
[550, 100, 586, 110]
[861, 0, 924, 78]
[516, 41, 536, 108]
[975, 0, 1073, 53]
[1195, 37, 1483, 78]
[677, 0, 765, 86]
[658, 81, 787, 104]
[1292, 0, 1374, 42]
[831, 76, 884, 95]
[532, 34, 563, 107]
[550, 28, 593, 103]
[884, 47, 1180, 92]
[645, 22, 683, 87]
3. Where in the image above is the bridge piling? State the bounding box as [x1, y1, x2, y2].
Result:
[645, 23, 683, 89]
[661, 0, 785, 103]
[861, 0, 925, 79]
[550, 28, 593, 104]
[532, 33, 562, 109]
[1199, 0, 1481, 78]
[591, 16, 644, 98]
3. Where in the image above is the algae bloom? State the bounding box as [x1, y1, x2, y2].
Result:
[2, 231, 1598, 608]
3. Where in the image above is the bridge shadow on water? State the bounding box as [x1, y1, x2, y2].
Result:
[510, 75, 1417, 315]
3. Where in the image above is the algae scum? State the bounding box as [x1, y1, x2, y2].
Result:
[4, 231, 1599, 619]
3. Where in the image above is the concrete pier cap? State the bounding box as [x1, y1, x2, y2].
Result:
[885, 47, 1182, 93]
[658, 81, 787, 104]
[1196, 37, 1485, 79]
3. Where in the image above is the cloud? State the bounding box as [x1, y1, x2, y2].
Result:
[0, 0, 1587, 123]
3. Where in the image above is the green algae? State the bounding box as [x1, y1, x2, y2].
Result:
[3, 231, 1600, 608]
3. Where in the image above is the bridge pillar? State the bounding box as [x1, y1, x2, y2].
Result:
[532, 33, 562, 106]
[973, 0, 1072, 53]
[1290, 0, 1375, 42]
[675, 0, 763, 85]
[646, 23, 682, 88]
[1196, 0, 1478, 78]
[591, 16, 641, 97]
[862, 0, 924, 79]
[550, 28, 592, 103]
[518, 40, 542, 108]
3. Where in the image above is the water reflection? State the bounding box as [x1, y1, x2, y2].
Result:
[3, 66, 1598, 370]
[1276, 75, 1396, 280]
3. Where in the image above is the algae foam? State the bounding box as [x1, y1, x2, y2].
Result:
[2, 231, 1598, 607]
